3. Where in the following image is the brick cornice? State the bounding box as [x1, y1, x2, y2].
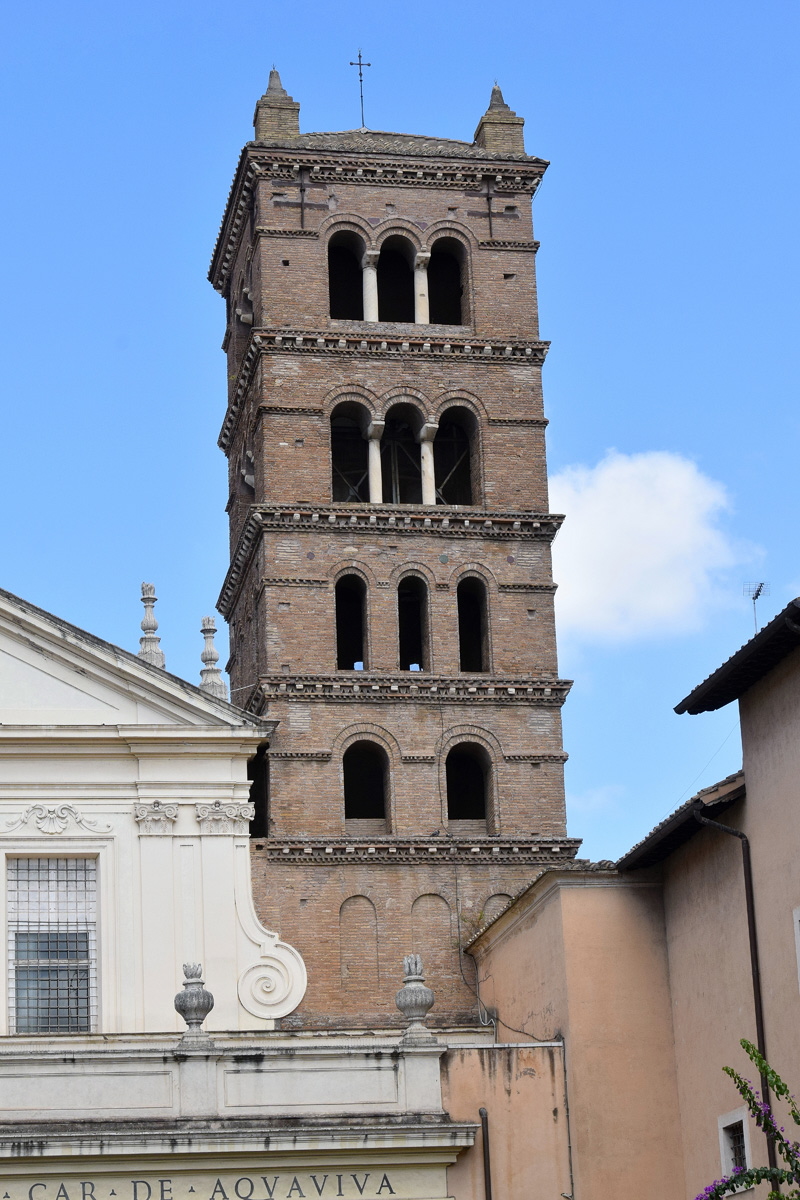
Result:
[251, 836, 581, 866]
[210, 149, 546, 292]
[218, 505, 564, 617]
[247, 672, 572, 712]
[218, 330, 549, 452]
[478, 239, 539, 252]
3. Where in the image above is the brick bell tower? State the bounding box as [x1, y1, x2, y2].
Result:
[210, 71, 578, 1029]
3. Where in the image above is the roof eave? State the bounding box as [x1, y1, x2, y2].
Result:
[675, 599, 800, 715]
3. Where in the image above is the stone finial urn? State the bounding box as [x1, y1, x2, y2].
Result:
[395, 954, 436, 1042]
[174, 962, 214, 1040]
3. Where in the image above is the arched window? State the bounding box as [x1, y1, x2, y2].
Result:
[428, 238, 465, 325]
[398, 576, 428, 671]
[434, 407, 477, 505]
[343, 742, 388, 821]
[457, 577, 489, 671]
[328, 232, 365, 320]
[377, 237, 415, 322]
[331, 402, 369, 501]
[335, 575, 367, 670]
[381, 404, 422, 504]
[446, 743, 489, 822]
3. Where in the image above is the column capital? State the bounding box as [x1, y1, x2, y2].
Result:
[414, 252, 431, 270]
[361, 250, 380, 269]
[417, 421, 439, 444]
[366, 420, 385, 440]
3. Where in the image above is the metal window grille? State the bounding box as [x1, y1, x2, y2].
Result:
[7, 858, 97, 1034]
[726, 1121, 747, 1171]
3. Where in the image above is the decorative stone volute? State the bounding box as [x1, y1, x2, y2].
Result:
[395, 954, 436, 1043]
[137, 583, 165, 668]
[253, 68, 300, 142]
[174, 963, 214, 1042]
[199, 616, 228, 700]
[473, 83, 525, 154]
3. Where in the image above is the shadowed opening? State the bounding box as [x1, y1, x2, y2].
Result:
[328, 232, 364, 320]
[428, 238, 464, 325]
[457, 577, 488, 671]
[446, 744, 489, 820]
[331, 402, 370, 502]
[248, 744, 269, 838]
[434, 407, 475, 505]
[378, 237, 414, 322]
[344, 742, 387, 819]
[381, 404, 422, 504]
[398, 576, 428, 671]
[336, 575, 366, 669]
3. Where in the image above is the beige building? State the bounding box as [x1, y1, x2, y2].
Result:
[470, 596, 800, 1198]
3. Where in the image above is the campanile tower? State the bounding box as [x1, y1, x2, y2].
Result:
[210, 73, 577, 1028]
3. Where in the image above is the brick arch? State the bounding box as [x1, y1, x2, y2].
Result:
[332, 721, 403, 765]
[411, 893, 455, 987]
[436, 724, 504, 760]
[432, 389, 487, 423]
[339, 895, 379, 990]
[324, 384, 380, 420]
[374, 222, 425, 253]
[481, 893, 514, 926]
[318, 213, 376, 249]
[448, 562, 499, 591]
[389, 560, 438, 587]
[378, 386, 432, 426]
[422, 220, 479, 252]
[330, 561, 378, 588]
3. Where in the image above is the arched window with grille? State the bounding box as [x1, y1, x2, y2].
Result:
[330, 402, 370, 502]
[381, 403, 422, 504]
[434, 406, 477, 505]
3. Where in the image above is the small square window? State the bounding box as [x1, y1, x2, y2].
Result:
[719, 1107, 751, 1176]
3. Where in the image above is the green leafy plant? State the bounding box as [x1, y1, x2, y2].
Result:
[695, 1040, 800, 1198]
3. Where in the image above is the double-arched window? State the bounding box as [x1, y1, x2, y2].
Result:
[328, 233, 466, 326]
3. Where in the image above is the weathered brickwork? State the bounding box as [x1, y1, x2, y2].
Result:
[211, 76, 574, 1026]
[249, 852, 575, 1027]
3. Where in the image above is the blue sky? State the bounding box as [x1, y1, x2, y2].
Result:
[1, 0, 797, 860]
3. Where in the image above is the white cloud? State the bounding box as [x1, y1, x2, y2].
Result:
[549, 450, 743, 642]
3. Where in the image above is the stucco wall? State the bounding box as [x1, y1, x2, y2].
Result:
[442, 1044, 571, 1200]
[471, 872, 685, 1200]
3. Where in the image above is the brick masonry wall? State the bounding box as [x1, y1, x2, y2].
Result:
[213, 125, 571, 1030]
[250, 850, 563, 1027]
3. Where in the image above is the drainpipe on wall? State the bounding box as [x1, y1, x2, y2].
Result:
[693, 805, 778, 1175]
[478, 1108, 493, 1200]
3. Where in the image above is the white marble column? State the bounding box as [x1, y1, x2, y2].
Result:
[414, 252, 431, 324]
[418, 422, 438, 505]
[362, 251, 380, 322]
[366, 420, 384, 503]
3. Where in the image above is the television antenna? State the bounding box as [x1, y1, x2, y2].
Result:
[744, 582, 770, 634]
[349, 50, 371, 129]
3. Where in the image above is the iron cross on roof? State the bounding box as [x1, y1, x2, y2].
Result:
[349, 50, 372, 128]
